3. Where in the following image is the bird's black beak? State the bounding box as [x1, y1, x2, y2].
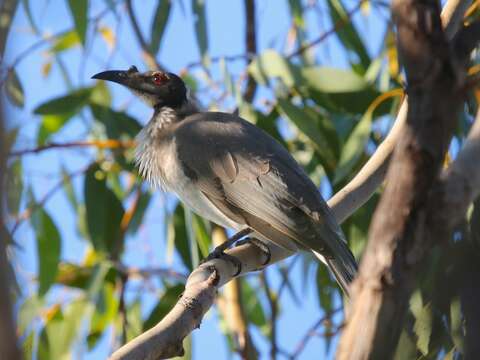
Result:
[92, 70, 129, 85]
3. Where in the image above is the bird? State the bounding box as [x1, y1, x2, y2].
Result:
[92, 66, 357, 294]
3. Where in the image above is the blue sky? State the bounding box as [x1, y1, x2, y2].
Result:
[6, 0, 388, 359]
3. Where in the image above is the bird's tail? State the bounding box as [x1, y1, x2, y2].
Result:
[313, 232, 358, 296]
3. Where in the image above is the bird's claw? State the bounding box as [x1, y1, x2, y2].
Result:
[235, 237, 271, 266]
[202, 250, 242, 277]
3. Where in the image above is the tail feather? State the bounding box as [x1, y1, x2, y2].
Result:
[313, 230, 358, 296]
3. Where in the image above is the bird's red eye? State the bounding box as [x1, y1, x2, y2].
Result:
[153, 72, 168, 85]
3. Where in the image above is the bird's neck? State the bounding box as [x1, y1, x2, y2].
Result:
[149, 99, 198, 133]
[134, 99, 199, 186]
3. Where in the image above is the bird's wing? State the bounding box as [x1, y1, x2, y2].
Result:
[174, 112, 343, 256]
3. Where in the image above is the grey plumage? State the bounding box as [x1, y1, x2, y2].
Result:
[92, 68, 357, 295]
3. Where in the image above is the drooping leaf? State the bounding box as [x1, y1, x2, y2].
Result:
[333, 111, 372, 184]
[37, 300, 91, 360]
[34, 88, 92, 115]
[126, 299, 143, 341]
[191, 0, 209, 67]
[143, 284, 184, 330]
[242, 280, 267, 330]
[393, 329, 417, 360]
[410, 290, 433, 356]
[18, 296, 43, 333]
[90, 104, 142, 139]
[99, 26, 115, 50]
[192, 214, 211, 258]
[301, 67, 368, 93]
[168, 203, 192, 269]
[6, 159, 23, 215]
[84, 164, 125, 258]
[61, 166, 78, 210]
[248, 50, 299, 88]
[150, 0, 171, 54]
[67, 0, 88, 45]
[22, 330, 35, 360]
[5, 68, 25, 107]
[88, 282, 119, 348]
[126, 190, 152, 235]
[90, 79, 112, 106]
[37, 112, 75, 145]
[449, 296, 464, 352]
[326, 0, 370, 70]
[31, 208, 61, 296]
[51, 31, 80, 53]
[277, 99, 336, 172]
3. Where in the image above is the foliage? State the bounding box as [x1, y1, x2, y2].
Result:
[2, 0, 478, 359]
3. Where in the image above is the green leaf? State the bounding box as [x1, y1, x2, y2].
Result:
[144, 284, 184, 331]
[18, 296, 43, 333]
[32, 208, 61, 296]
[84, 164, 125, 258]
[277, 99, 336, 172]
[6, 159, 23, 215]
[333, 109, 372, 184]
[192, 214, 211, 258]
[300, 67, 368, 93]
[126, 300, 143, 341]
[242, 280, 267, 329]
[51, 31, 80, 52]
[5, 68, 25, 107]
[450, 296, 464, 352]
[61, 166, 78, 210]
[191, 0, 209, 66]
[37, 300, 91, 360]
[67, 0, 88, 45]
[37, 112, 76, 145]
[126, 190, 151, 235]
[410, 290, 433, 356]
[34, 88, 92, 115]
[393, 329, 417, 360]
[327, 0, 370, 70]
[150, 0, 171, 54]
[22, 330, 35, 360]
[248, 50, 298, 88]
[90, 104, 142, 139]
[89, 282, 119, 348]
[168, 203, 192, 270]
[90, 80, 112, 106]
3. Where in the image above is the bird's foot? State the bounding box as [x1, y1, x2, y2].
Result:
[235, 237, 271, 266]
[200, 228, 253, 277]
[202, 249, 243, 277]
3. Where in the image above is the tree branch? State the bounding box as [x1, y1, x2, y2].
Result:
[243, 0, 257, 103]
[8, 139, 135, 157]
[125, 0, 165, 71]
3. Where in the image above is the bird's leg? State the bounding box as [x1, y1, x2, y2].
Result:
[203, 228, 253, 276]
[235, 237, 271, 266]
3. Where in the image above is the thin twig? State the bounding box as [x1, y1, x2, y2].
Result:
[10, 166, 88, 235]
[243, 0, 257, 103]
[125, 0, 165, 71]
[287, 0, 365, 59]
[290, 307, 342, 359]
[262, 270, 278, 360]
[8, 139, 135, 157]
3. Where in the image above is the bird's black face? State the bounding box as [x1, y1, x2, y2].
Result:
[92, 66, 187, 109]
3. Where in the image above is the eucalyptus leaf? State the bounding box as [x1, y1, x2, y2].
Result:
[32, 208, 61, 296]
[67, 0, 88, 45]
[150, 0, 171, 54]
[84, 164, 125, 258]
[5, 68, 24, 107]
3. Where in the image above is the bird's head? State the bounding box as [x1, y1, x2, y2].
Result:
[92, 66, 187, 109]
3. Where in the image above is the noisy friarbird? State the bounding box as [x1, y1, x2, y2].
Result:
[92, 67, 357, 294]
